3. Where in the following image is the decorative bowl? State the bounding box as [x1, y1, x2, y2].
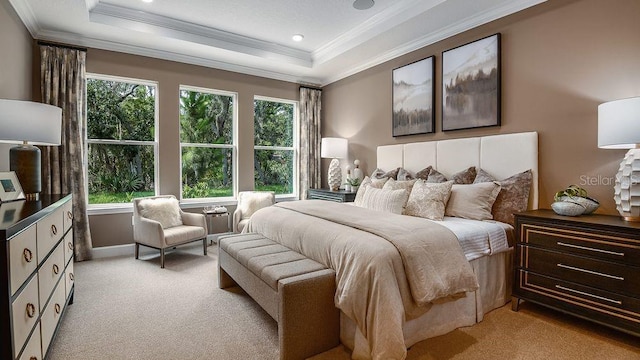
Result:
[551, 201, 586, 216]
[557, 196, 599, 214]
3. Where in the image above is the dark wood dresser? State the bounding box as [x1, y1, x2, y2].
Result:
[307, 188, 356, 202]
[512, 209, 640, 337]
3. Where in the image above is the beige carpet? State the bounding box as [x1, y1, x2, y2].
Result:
[48, 244, 640, 360]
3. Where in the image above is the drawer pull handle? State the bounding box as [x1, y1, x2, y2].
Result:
[68, 242, 74, 250]
[69, 272, 74, 281]
[555, 285, 622, 305]
[53, 264, 60, 275]
[23, 248, 34, 263]
[67, 211, 73, 220]
[557, 263, 624, 280]
[557, 242, 624, 256]
[54, 303, 61, 314]
[51, 224, 58, 236]
[26, 303, 36, 318]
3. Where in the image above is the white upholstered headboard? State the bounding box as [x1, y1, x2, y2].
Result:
[377, 132, 538, 209]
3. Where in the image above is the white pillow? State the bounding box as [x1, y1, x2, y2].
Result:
[138, 197, 183, 229]
[445, 182, 501, 220]
[405, 180, 453, 220]
[238, 192, 274, 220]
[359, 187, 409, 215]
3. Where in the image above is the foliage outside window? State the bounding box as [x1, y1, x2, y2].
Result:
[180, 87, 236, 199]
[254, 97, 297, 196]
[86, 75, 157, 205]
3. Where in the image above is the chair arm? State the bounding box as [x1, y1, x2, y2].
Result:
[232, 209, 242, 233]
[133, 216, 165, 247]
[181, 211, 207, 232]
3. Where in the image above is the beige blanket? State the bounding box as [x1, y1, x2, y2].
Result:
[246, 200, 478, 360]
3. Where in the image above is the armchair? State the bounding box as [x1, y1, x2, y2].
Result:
[132, 195, 208, 268]
[233, 191, 275, 233]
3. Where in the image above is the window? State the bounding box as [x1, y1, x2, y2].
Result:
[180, 86, 236, 200]
[86, 75, 157, 205]
[254, 97, 298, 196]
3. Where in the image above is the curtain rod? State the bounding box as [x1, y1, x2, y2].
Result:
[37, 40, 87, 52]
[299, 85, 322, 91]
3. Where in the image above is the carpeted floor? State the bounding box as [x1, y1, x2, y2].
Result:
[48, 244, 640, 360]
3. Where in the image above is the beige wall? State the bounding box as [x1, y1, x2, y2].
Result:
[85, 49, 299, 247]
[0, 0, 34, 170]
[322, 0, 640, 216]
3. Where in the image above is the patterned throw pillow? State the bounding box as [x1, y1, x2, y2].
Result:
[383, 178, 417, 195]
[415, 166, 433, 180]
[371, 167, 400, 180]
[427, 166, 477, 184]
[360, 187, 409, 215]
[444, 182, 502, 220]
[396, 168, 414, 181]
[404, 180, 454, 221]
[473, 169, 533, 225]
[354, 176, 389, 206]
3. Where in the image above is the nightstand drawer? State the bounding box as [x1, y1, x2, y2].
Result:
[11, 275, 39, 359]
[521, 224, 640, 267]
[37, 207, 65, 264]
[9, 225, 38, 296]
[19, 323, 42, 360]
[40, 279, 66, 357]
[521, 246, 639, 297]
[38, 242, 64, 310]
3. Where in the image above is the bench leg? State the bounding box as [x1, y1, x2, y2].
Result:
[218, 265, 237, 289]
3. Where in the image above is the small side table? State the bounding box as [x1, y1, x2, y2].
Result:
[203, 210, 230, 245]
[307, 188, 356, 202]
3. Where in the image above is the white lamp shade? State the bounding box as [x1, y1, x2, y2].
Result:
[321, 137, 348, 159]
[0, 99, 62, 146]
[598, 97, 640, 149]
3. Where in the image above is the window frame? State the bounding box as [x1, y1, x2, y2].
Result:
[85, 73, 159, 213]
[179, 85, 238, 204]
[253, 95, 299, 200]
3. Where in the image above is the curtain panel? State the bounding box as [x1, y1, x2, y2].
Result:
[298, 87, 322, 200]
[40, 44, 93, 261]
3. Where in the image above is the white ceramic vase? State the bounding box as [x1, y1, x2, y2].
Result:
[328, 158, 342, 191]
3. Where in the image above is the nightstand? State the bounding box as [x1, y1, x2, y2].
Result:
[512, 209, 640, 336]
[307, 188, 356, 202]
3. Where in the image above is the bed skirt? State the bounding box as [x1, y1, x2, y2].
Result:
[340, 248, 513, 358]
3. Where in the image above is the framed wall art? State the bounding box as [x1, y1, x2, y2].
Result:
[392, 56, 435, 137]
[0, 171, 26, 203]
[442, 33, 501, 131]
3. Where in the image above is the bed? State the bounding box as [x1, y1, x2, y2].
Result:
[246, 131, 538, 360]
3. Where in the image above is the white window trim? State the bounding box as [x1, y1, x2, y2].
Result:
[253, 95, 299, 199]
[179, 85, 238, 203]
[85, 73, 159, 213]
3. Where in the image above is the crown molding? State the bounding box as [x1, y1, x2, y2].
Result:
[35, 29, 322, 86]
[7, 0, 40, 37]
[89, 2, 313, 68]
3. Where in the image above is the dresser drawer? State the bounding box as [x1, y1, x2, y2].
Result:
[63, 230, 74, 266]
[38, 242, 64, 310]
[521, 246, 639, 297]
[9, 225, 38, 296]
[36, 207, 64, 264]
[521, 224, 640, 267]
[516, 270, 640, 334]
[62, 200, 73, 234]
[65, 261, 74, 300]
[19, 323, 42, 360]
[11, 275, 39, 359]
[40, 280, 66, 357]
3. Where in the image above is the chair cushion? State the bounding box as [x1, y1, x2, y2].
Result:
[138, 197, 183, 229]
[163, 225, 206, 245]
[238, 192, 274, 220]
[237, 219, 250, 233]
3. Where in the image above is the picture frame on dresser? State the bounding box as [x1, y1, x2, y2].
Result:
[0, 171, 25, 202]
[442, 33, 501, 131]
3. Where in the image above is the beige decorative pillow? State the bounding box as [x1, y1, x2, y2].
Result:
[445, 182, 501, 220]
[359, 187, 409, 215]
[405, 180, 454, 220]
[383, 178, 417, 195]
[474, 169, 533, 225]
[428, 166, 477, 184]
[354, 176, 389, 206]
[138, 197, 183, 229]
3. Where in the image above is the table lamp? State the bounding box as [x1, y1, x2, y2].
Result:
[321, 137, 348, 191]
[0, 99, 62, 201]
[598, 96, 640, 221]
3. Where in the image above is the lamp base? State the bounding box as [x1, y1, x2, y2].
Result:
[614, 148, 640, 222]
[328, 158, 342, 191]
[10, 143, 41, 201]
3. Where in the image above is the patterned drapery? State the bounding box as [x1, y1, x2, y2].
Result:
[298, 87, 322, 200]
[40, 44, 93, 261]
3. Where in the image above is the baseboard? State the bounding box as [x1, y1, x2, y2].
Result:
[91, 233, 234, 259]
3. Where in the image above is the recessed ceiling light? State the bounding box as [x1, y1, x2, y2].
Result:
[353, 0, 374, 10]
[292, 34, 304, 42]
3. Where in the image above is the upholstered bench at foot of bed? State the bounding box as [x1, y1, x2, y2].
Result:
[218, 233, 340, 360]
